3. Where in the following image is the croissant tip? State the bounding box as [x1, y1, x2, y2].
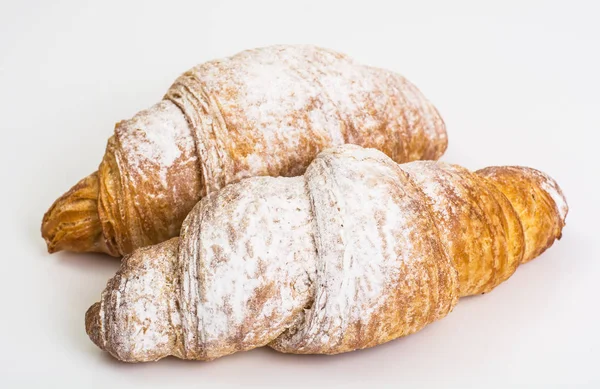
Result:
[45, 243, 58, 254]
[41, 220, 58, 254]
[86, 302, 104, 349]
[41, 172, 112, 255]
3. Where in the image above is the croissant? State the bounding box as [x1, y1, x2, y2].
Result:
[85, 145, 567, 362]
[42, 45, 447, 257]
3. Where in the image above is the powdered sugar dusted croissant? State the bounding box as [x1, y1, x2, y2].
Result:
[85, 145, 567, 362]
[42, 45, 447, 257]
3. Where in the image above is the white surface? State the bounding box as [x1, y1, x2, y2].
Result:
[1, 0, 598, 387]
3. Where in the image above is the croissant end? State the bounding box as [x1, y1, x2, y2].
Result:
[41, 172, 111, 255]
[477, 166, 568, 263]
[85, 302, 104, 350]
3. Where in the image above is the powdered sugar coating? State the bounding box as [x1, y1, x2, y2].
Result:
[176, 176, 317, 359]
[401, 162, 527, 296]
[166, 45, 446, 196]
[116, 101, 195, 186]
[100, 100, 202, 254]
[86, 146, 568, 362]
[49, 45, 448, 257]
[91, 239, 181, 362]
[271, 146, 455, 354]
[401, 161, 456, 223]
[88, 145, 459, 361]
[97, 45, 447, 256]
[539, 175, 568, 221]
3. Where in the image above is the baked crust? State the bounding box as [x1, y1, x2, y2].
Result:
[86, 145, 568, 362]
[42, 45, 447, 256]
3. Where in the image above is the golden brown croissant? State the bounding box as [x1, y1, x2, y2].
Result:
[42, 45, 447, 257]
[85, 145, 567, 362]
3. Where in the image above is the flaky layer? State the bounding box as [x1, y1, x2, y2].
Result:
[86, 145, 567, 362]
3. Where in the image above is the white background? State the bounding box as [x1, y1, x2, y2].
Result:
[1, 0, 598, 387]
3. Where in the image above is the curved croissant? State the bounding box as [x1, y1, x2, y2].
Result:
[42, 45, 447, 257]
[85, 145, 567, 362]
